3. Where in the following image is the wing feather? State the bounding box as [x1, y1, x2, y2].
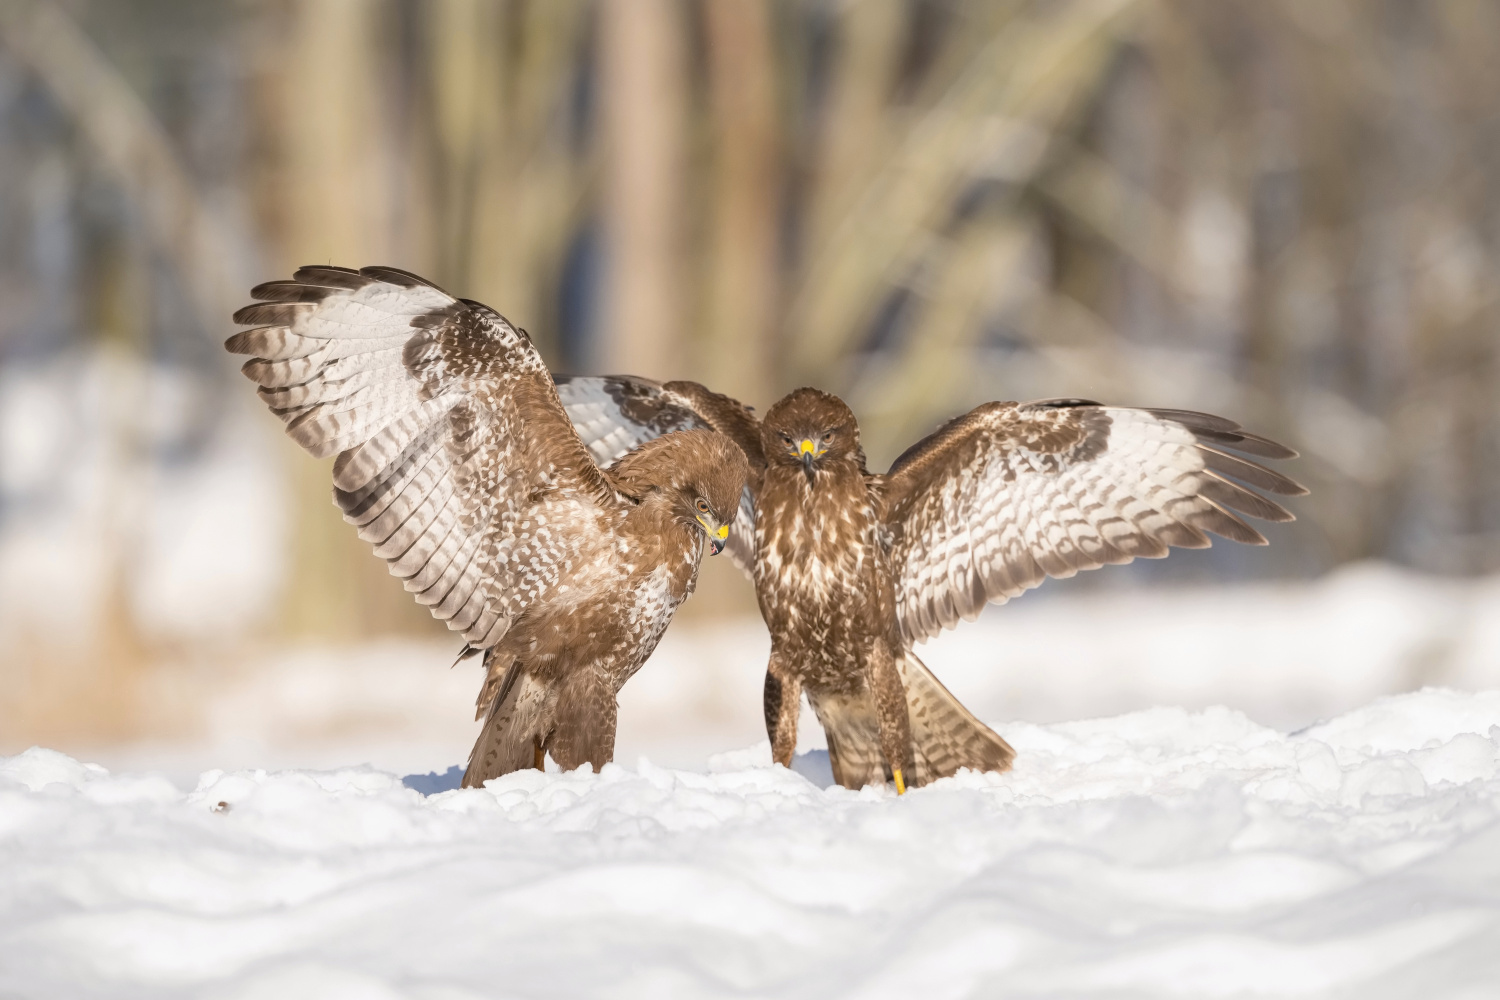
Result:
[332, 398, 456, 494]
[407, 526, 481, 601]
[554, 374, 764, 575]
[880, 401, 1304, 644]
[392, 507, 466, 583]
[225, 327, 326, 360]
[1198, 471, 1294, 522]
[228, 265, 621, 647]
[361, 474, 454, 549]
[1195, 445, 1304, 495]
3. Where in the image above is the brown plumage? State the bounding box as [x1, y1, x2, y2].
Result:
[226, 266, 747, 787]
[555, 378, 1306, 791]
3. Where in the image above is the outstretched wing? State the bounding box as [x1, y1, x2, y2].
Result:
[228, 265, 618, 648]
[879, 400, 1305, 644]
[555, 375, 763, 572]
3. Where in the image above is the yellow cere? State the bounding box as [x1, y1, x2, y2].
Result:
[799, 439, 816, 455]
[715, 525, 729, 540]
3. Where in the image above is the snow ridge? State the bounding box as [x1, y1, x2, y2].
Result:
[3, 689, 1499, 999]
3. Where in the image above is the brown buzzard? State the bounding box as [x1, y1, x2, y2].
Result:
[227, 267, 747, 787]
[556, 378, 1305, 792]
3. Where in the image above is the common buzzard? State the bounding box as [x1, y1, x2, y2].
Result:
[227, 267, 747, 787]
[556, 378, 1305, 792]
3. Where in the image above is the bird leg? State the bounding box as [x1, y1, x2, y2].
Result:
[763, 657, 802, 768]
[865, 642, 914, 794]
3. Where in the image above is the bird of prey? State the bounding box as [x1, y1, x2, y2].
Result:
[556, 377, 1305, 792]
[226, 266, 747, 787]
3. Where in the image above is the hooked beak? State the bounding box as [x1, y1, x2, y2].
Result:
[700, 518, 729, 556]
[800, 439, 817, 484]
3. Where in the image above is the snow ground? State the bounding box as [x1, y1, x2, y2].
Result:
[5, 689, 1500, 999]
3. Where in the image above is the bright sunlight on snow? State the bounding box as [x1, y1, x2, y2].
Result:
[5, 688, 1499, 999]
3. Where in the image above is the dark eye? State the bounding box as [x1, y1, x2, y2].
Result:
[779, 432, 792, 443]
[696, 498, 710, 515]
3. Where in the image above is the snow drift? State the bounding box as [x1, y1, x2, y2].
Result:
[4, 688, 1499, 999]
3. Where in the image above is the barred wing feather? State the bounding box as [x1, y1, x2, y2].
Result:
[555, 375, 762, 573]
[879, 401, 1305, 644]
[228, 265, 617, 648]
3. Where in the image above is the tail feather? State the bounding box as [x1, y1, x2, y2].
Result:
[899, 653, 1015, 782]
[806, 653, 1013, 790]
[474, 648, 517, 721]
[463, 665, 552, 787]
[806, 690, 889, 790]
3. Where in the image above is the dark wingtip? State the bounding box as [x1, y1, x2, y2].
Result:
[1147, 407, 1241, 433]
[1029, 397, 1104, 409]
[1196, 445, 1306, 496]
[248, 280, 338, 305]
[359, 265, 447, 293]
[1150, 407, 1304, 463]
[1248, 437, 1300, 461]
[291, 265, 370, 290]
[233, 301, 315, 327]
[294, 263, 360, 276]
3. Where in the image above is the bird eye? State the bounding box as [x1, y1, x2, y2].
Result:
[779, 432, 792, 443]
[821, 432, 833, 443]
[696, 498, 710, 514]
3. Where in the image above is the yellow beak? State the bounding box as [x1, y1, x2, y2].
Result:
[698, 516, 729, 555]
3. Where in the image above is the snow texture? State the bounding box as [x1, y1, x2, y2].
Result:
[5, 689, 1500, 999]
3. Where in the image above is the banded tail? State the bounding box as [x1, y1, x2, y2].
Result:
[806, 653, 1014, 789]
[899, 652, 1014, 782]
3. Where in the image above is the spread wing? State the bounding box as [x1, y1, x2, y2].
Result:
[879, 400, 1306, 644]
[228, 265, 620, 648]
[555, 375, 763, 573]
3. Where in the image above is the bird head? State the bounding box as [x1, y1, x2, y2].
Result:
[611, 428, 748, 556]
[680, 434, 749, 555]
[761, 388, 861, 486]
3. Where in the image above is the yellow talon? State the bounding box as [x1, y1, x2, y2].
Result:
[893, 769, 906, 795]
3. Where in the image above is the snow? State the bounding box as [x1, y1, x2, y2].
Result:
[0, 351, 287, 644]
[5, 689, 1500, 998]
[910, 561, 1500, 731]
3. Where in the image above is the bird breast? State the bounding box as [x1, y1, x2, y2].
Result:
[754, 474, 877, 605]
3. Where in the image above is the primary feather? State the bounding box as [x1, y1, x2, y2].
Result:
[878, 400, 1306, 644]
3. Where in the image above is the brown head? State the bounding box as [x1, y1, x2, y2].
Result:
[761, 388, 864, 485]
[609, 428, 749, 555]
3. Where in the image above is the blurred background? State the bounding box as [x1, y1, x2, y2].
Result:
[2, 0, 1499, 782]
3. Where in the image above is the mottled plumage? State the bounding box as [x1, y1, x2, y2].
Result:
[556, 378, 1306, 791]
[228, 267, 747, 787]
